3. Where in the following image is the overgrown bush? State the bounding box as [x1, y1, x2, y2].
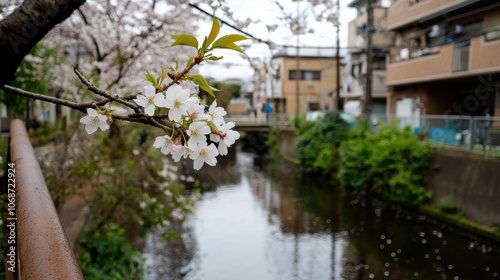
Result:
[77, 225, 144, 280]
[295, 111, 349, 177]
[339, 123, 431, 207]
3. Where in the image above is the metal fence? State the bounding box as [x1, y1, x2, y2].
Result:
[228, 112, 500, 156]
[2, 119, 84, 280]
[370, 114, 500, 156]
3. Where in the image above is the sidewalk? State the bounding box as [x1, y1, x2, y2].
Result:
[58, 194, 90, 250]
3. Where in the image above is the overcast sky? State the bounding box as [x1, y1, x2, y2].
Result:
[192, 0, 358, 81]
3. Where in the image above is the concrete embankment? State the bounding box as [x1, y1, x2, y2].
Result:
[426, 150, 500, 227]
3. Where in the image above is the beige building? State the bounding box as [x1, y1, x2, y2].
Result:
[386, 0, 500, 118]
[270, 48, 343, 116]
[342, 0, 394, 115]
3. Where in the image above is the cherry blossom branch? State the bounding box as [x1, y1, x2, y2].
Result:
[160, 54, 204, 91]
[2, 78, 172, 132]
[73, 65, 176, 133]
[73, 65, 140, 111]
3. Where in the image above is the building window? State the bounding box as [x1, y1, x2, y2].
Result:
[453, 40, 470, 72]
[289, 70, 321, 81]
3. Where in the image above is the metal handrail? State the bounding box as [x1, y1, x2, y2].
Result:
[5, 119, 83, 279]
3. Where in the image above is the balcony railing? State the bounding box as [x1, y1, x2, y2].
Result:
[390, 46, 440, 63]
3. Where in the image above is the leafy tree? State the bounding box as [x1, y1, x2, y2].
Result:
[0, 44, 58, 118]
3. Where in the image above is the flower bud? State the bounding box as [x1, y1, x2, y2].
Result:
[107, 115, 113, 125]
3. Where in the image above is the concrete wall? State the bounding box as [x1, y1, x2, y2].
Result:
[276, 128, 297, 160]
[426, 150, 500, 226]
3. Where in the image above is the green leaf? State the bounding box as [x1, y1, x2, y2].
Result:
[207, 55, 223, 61]
[203, 13, 221, 49]
[212, 34, 248, 52]
[201, 36, 208, 51]
[174, 57, 180, 71]
[186, 56, 195, 68]
[216, 42, 245, 53]
[189, 74, 215, 97]
[170, 34, 199, 49]
[161, 68, 167, 81]
[144, 70, 156, 86]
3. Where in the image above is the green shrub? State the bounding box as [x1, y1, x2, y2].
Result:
[77, 225, 144, 280]
[338, 137, 372, 190]
[339, 123, 431, 207]
[295, 111, 349, 177]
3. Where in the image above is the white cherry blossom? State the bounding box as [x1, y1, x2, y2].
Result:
[186, 121, 211, 147]
[190, 142, 219, 170]
[104, 104, 128, 116]
[80, 108, 110, 134]
[153, 135, 174, 155]
[206, 100, 227, 125]
[172, 144, 193, 162]
[210, 122, 241, 156]
[187, 102, 207, 121]
[165, 85, 190, 122]
[134, 84, 167, 116]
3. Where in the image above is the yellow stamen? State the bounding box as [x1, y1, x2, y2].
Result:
[200, 148, 208, 157]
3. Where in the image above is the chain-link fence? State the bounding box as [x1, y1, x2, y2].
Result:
[370, 114, 500, 156]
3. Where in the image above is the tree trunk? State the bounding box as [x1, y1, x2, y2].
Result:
[0, 0, 86, 86]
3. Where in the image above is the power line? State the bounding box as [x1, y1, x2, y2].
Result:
[188, 2, 271, 45]
[188, 2, 357, 50]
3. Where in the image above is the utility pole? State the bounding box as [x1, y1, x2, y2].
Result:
[295, 1, 301, 117]
[363, 0, 374, 116]
[335, 0, 341, 111]
[296, 40, 300, 117]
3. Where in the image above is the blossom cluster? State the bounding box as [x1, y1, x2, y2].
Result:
[80, 84, 240, 170]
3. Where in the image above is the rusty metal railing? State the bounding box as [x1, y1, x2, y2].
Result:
[3, 119, 83, 279]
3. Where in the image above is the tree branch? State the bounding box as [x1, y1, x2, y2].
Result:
[73, 65, 140, 111]
[1, 84, 87, 112]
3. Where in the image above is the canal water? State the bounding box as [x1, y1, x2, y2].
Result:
[143, 150, 500, 280]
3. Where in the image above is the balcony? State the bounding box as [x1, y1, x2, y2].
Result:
[388, 0, 469, 30]
[387, 35, 500, 86]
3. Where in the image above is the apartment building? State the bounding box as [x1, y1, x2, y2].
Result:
[386, 0, 500, 119]
[343, 0, 393, 116]
[269, 48, 343, 115]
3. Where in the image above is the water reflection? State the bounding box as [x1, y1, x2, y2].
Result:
[143, 151, 500, 280]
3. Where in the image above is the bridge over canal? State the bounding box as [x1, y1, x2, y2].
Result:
[226, 114, 290, 132]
